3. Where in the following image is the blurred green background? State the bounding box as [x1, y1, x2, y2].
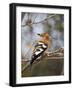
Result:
[22, 59, 64, 77]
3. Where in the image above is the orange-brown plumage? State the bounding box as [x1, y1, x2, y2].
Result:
[30, 33, 52, 67]
[37, 33, 52, 48]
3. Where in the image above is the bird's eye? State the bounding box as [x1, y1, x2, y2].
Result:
[37, 34, 40, 36]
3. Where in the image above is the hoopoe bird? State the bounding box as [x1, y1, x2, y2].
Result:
[30, 33, 52, 68]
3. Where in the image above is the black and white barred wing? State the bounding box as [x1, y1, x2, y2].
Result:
[30, 42, 48, 65]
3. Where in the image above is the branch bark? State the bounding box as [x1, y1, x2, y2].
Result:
[22, 47, 64, 72]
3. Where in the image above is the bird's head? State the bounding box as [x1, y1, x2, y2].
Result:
[37, 33, 51, 40]
[37, 33, 52, 47]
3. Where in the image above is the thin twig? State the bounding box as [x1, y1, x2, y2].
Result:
[32, 14, 56, 24]
[21, 14, 56, 27]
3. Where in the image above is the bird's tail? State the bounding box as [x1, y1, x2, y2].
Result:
[30, 60, 33, 71]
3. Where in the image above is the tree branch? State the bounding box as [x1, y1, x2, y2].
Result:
[21, 14, 57, 27]
[21, 47, 64, 72]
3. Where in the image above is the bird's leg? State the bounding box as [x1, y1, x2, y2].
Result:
[44, 49, 50, 56]
[45, 51, 49, 56]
